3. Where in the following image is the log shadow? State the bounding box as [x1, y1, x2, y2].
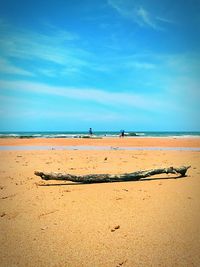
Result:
[140, 175, 187, 181]
[38, 175, 188, 186]
[39, 182, 81, 186]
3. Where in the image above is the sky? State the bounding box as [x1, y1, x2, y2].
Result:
[0, 0, 199, 132]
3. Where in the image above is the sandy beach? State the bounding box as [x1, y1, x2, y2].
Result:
[0, 137, 200, 266]
[1, 137, 200, 148]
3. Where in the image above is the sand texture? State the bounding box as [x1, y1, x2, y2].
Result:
[0, 138, 200, 266]
[1, 137, 200, 147]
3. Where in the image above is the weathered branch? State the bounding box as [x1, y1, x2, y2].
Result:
[34, 166, 191, 183]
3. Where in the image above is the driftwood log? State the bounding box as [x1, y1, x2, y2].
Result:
[34, 166, 190, 184]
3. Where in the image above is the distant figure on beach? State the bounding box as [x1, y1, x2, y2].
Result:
[120, 129, 125, 138]
[89, 128, 93, 135]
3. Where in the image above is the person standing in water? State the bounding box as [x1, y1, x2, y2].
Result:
[89, 128, 93, 135]
[120, 129, 125, 137]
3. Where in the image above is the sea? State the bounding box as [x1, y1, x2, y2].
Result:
[0, 131, 200, 138]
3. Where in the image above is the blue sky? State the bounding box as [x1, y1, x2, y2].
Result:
[0, 0, 199, 131]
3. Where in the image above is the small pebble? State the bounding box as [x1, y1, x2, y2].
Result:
[111, 225, 120, 232]
[41, 226, 48, 230]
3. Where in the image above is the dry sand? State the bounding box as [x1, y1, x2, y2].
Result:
[0, 138, 200, 266]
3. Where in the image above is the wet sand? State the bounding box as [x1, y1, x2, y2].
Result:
[0, 137, 200, 148]
[0, 138, 200, 266]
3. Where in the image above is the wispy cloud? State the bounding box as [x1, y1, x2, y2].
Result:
[0, 57, 33, 76]
[156, 16, 175, 24]
[0, 80, 169, 112]
[108, 0, 171, 30]
[0, 99, 124, 122]
[124, 61, 155, 69]
[0, 32, 89, 66]
[1, 78, 191, 131]
[0, 19, 177, 82]
[107, 0, 128, 16]
[136, 6, 158, 29]
[41, 22, 79, 41]
[0, 22, 93, 76]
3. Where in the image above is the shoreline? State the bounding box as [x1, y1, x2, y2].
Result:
[0, 137, 200, 148]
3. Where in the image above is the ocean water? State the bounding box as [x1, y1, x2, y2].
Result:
[0, 131, 200, 138]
